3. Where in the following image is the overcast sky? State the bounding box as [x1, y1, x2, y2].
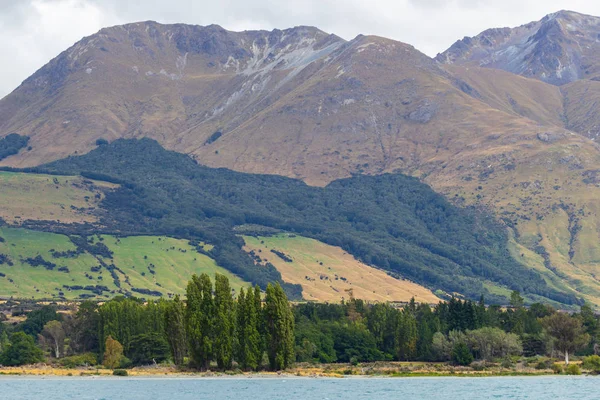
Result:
[1, 0, 600, 98]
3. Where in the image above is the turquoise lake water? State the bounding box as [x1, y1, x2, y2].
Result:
[1, 376, 597, 399]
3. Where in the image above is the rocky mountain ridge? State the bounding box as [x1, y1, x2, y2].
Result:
[437, 10, 600, 85]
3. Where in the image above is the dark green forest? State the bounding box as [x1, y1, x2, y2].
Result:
[10, 138, 578, 304]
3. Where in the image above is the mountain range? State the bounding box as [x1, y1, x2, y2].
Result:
[3, 10, 600, 305]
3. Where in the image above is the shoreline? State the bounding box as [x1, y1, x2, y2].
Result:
[0, 365, 562, 379]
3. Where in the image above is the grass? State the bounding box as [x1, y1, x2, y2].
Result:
[243, 234, 439, 303]
[100, 235, 247, 296]
[0, 227, 248, 300]
[0, 171, 116, 224]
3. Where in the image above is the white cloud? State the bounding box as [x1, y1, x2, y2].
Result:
[1, 0, 600, 97]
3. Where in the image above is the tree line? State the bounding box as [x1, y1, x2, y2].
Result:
[0, 274, 294, 371]
[294, 291, 593, 368]
[0, 285, 596, 371]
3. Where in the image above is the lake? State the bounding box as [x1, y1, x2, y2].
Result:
[1, 376, 597, 399]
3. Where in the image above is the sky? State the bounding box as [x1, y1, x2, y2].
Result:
[1, 0, 600, 98]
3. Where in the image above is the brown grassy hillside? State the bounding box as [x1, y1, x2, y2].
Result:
[243, 234, 439, 303]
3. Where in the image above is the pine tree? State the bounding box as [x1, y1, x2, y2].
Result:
[164, 295, 187, 366]
[264, 283, 295, 370]
[185, 273, 214, 370]
[214, 274, 235, 370]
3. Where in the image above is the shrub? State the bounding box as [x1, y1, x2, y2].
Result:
[95, 138, 109, 146]
[500, 357, 514, 369]
[552, 363, 564, 374]
[566, 364, 581, 375]
[112, 369, 128, 376]
[535, 360, 551, 370]
[470, 360, 491, 371]
[59, 353, 98, 368]
[582, 355, 600, 373]
[119, 356, 132, 369]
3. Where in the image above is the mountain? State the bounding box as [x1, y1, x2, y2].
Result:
[4, 16, 600, 305]
[437, 10, 600, 85]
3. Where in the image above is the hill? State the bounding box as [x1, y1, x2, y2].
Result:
[0, 227, 247, 300]
[22, 138, 577, 305]
[243, 234, 439, 303]
[0, 170, 116, 225]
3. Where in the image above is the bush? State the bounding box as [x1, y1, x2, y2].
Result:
[582, 355, 600, 373]
[59, 353, 98, 368]
[470, 360, 492, 371]
[112, 369, 128, 376]
[535, 360, 551, 370]
[552, 363, 564, 374]
[500, 357, 514, 369]
[95, 138, 109, 146]
[566, 364, 581, 375]
[119, 356, 132, 369]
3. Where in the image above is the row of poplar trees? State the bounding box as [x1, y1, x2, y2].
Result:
[167, 273, 295, 371]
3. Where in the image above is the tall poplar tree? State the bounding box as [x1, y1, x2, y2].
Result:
[264, 283, 294, 370]
[235, 287, 248, 368]
[214, 274, 235, 370]
[164, 295, 187, 366]
[246, 285, 263, 370]
[185, 273, 214, 370]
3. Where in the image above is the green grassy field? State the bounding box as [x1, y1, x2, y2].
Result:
[0, 227, 248, 300]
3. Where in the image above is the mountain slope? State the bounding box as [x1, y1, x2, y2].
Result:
[0, 22, 346, 170]
[4, 19, 600, 304]
[27, 138, 574, 304]
[437, 10, 600, 85]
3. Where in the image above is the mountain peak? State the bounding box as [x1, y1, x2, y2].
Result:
[437, 10, 600, 85]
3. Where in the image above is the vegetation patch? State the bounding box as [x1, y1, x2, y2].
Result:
[0, 134, 29, 162]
